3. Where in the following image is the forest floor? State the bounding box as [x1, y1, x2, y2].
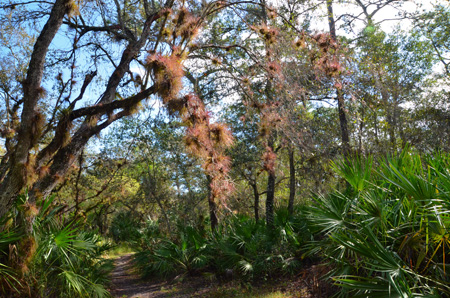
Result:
[109, 254, 336, 298]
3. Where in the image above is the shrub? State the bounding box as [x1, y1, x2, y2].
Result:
[109, 211, 142, 243]
[306, 151, 450, 297]
[0, 194, 113, 298]
[135, 209, 309, 281]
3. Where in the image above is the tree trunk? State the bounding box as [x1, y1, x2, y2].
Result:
[207, 175, 218, 231]
[358, 107, 363, 153]
[288, 147, 295, 215]
[338, 91, 350, 156]
[327, 0, 350, 158]
[208, 197, 218, 231]
[251, 182, 260, 222]
[266, 173, 275, 226]
[0, 0, 71, 221]
[266, 138, 275, 227]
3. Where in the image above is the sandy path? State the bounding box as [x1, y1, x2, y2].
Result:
[109, 254, 166, 298]
[109, 254, 211, 298]
[108, 254, 333, 297]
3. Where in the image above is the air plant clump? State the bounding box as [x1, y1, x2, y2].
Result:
[38, 165, 51, 179]
[178, 16, 200, 41]
[36, 86, 47, 99]
[171, 7, 201, 41]
[257, 107, 282, 138]
[161, 28, 172, 38]
[184, 125, 211, 157]
[209, 122, 233, 148]
[210, 175, 234, 202]
[267, 7, 277, 20]
[203, 153, 231, 174]
[262, 146, 277, 174]
[66, 0, 80, 17]
[147, 53, 184, 102]
[211, 56, 222, 66]
[167, 93, 234, 203]
[267, 61, 282, 78]
[313, 33, 332, 49]
[25, 154, 38, 186]
[166, 95, 188, 116]
[308, 33, 343, 77]
[263, 110, 282, 125]
[293, 35, 307, 50]
[326, 59, 342, 76]
[177, 94, 210, 125]
[0, 127, 15, 139]
[252, 24, 279, 45]
[241, 76, 250, 85]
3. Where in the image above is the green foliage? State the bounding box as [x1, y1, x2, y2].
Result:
[210, 212, 305, 279]
[135, 224, 209, 278]
[33, 227, 113, 297]
[331, 155, 373, 193]
[135, 208, 310, 281]
[0, 221, 21, 294]
[0, 195, 113, 297]
[109, 211, 142, 243]
[307, 152, 450, 297]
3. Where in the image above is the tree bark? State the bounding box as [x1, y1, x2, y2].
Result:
[208, 196, 218, 231]
[251, 182, 260, 222]
[0, 0, 71, 220]
[266, 172, 275, 227]
[265, 138, 275, 227]
[207, 175, 218, 231]
[288, 147, 295, 215]
[338, 91, 350, 156]
[327, 0, 350, 158]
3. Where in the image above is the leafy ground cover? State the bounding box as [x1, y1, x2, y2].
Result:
[0, 195, 114, 297]
[307, 151, 450, 297]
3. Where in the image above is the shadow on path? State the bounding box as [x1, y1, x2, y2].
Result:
[109, 254, 164, 298]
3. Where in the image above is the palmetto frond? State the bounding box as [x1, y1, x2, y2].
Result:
[307, 151, 450, 296]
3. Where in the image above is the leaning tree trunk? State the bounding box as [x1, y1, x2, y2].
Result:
[0, 0, 71, 222]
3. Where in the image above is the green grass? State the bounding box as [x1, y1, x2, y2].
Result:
[206, 288, 291, 298]
[143, 277, 306, 298]
[103, 243, 136, 259]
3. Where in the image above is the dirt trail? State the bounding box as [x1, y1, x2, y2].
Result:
[108, 254, 334, 297]
[109, 254, 165, 298]
[108, 254, 211, 298]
